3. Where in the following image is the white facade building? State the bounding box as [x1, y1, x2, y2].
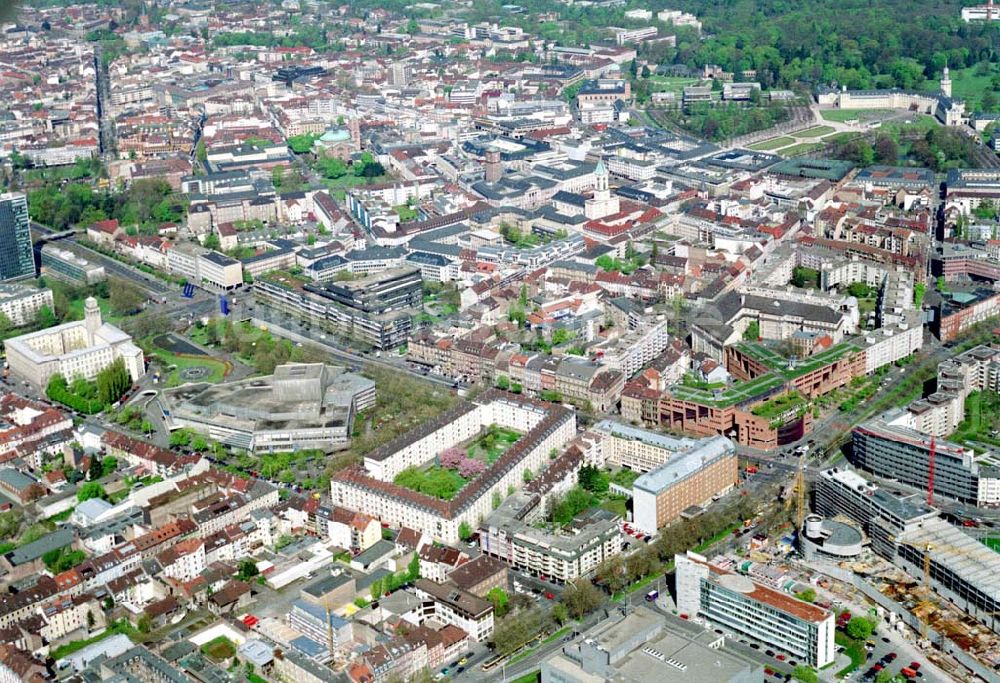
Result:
[5, 297, 145, 389]
[675, 551, 835, 668]
[0, 284, 53, 326]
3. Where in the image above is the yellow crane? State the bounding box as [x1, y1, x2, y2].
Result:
[918, 542, 933, 640]
[786, 448, 807, 528]
[796, 450, 806, 529]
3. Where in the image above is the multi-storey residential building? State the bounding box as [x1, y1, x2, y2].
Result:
[675, 551, 835, 668]
[596, 319, 671, 379]
[480, 490, 621, 583]
[632, 435, 738, 533]
[39, 594, 104, 642]
[0, 284, 52, 326]
[412, 579, 494, 642]
[156, 538, 206, 582]
[331, 392, 576, 543]
[592, 420, 700, 472]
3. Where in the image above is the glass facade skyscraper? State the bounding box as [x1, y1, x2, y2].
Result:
[0, 193, 34, 281]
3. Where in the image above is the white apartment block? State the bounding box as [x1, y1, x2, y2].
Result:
[413, 579, 494, 642]
[0, 285, 52, 326]
[612, 26, 657, 45]
[600, 319, 671, 379]
[480, 499, 621, 583]
[861, 322, 923, 374]
[196, 251, 244, 290]
[592, 420, 693, 473]
[333, 394, 577, 543]
[605, 155, 658, 181]
[675, 551, 835, 668]
[159, 540, 207, 582]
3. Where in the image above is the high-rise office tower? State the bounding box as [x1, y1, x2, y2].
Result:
[0, 193, 34, 281]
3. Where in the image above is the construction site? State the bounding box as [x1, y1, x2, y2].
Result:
[804, 438, 1000, 680]
[874, 569, 1000, 674]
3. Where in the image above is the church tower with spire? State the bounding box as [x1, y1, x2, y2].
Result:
[941, 65, 952, 99]
[585, 159, 620, 220]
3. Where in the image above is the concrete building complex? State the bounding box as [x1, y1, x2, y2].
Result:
[852, 418, 1000, 506]
[161, 363, 375, 453]
[5, 297, 144, 389]
[816, 467, 1000, 634]
[479, 492, 621, 584]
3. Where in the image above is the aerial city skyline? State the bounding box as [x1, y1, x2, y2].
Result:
[0, 1, 995, 682]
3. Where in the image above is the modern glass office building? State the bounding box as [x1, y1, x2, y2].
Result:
[0, 193, 34, 281]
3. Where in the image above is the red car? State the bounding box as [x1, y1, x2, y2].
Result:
[544, 592, 555, 600]
[909, 662, 921, 670]
[775, 654, 786, 661]
[873, 664, 883, 672]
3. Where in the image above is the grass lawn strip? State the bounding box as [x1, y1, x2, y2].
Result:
[781, 142, 824, 156]
[797, 125, 836, 138]
[819, 109, 892, 122]
[748, 137, 796, 151]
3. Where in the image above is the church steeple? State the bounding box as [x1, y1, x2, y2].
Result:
[594, 158, 609, 196]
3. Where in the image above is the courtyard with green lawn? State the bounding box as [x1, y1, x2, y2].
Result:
[393, 424, 523, 500]
[200, 636, 236, 662]
[466, 424, 521, 465]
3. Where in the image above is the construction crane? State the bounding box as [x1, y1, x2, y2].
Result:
[784, 447, 808, 530]
[926, 435, 937, 507]
[795, 448, 807, 529]
[920, 542, 933, 639]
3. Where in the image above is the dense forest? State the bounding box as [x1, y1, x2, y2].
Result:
[662, 0, 995, 90]
[458, 0, 1000, 93]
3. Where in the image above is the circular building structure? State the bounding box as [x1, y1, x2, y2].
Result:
[798, 514, 864, 561]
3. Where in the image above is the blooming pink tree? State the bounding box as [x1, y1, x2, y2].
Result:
[440, 448, 466, 469]
[458, 458, 486, 478]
